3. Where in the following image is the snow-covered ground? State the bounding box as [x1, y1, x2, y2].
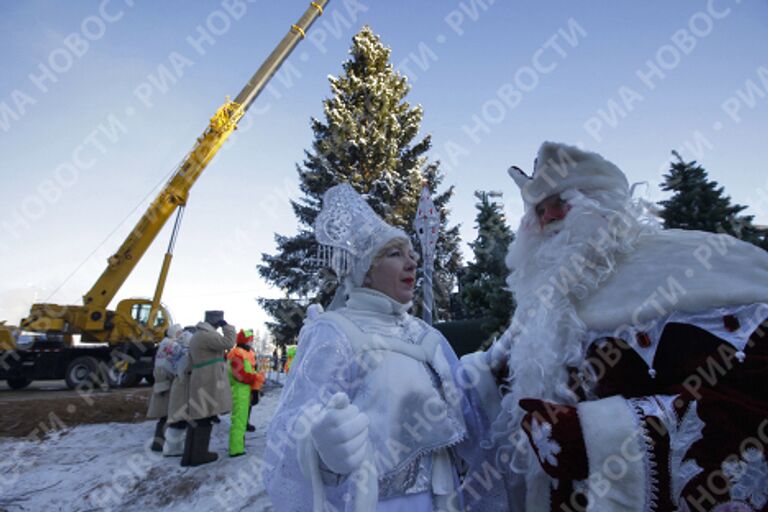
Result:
[0, 381, 285, 511]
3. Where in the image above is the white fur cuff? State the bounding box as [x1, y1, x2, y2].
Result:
[577, 396, 646, 512]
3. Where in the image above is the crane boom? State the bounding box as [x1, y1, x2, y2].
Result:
[83, 1, 328, 313]
[4, 2, 329, 389]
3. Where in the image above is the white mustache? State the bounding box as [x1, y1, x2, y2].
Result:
[541, 220, 564, 235]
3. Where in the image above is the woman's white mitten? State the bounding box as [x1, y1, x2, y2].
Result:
[310, 392, 370, 475]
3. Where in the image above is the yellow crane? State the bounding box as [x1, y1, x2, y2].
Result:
[0, 1, 328, 389]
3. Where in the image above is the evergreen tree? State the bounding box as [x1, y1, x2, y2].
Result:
[659, 151, 767, 249]
[258, 27, 461, 345]
[459, 191, 515, 341]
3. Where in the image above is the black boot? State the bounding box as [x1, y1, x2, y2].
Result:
[151, 417, 166, 452]
[180, 423, 195, 467]
[181, 423, 218, 467]
[246, 391, 260, 432]
[246, 399, 256, 432]
[193, 423, 218, 466]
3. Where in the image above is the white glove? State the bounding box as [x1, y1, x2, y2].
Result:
[485, 333, 511, 370]
[310, 392, 369, 475]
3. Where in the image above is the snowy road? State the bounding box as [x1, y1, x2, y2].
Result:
[0, 385, 283, 511]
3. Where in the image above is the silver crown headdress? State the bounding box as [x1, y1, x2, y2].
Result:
[314, 183, 407, 288]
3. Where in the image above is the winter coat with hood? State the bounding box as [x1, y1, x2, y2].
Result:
[188, 321, 236, 419]
[146, 366, 175, 419]
[166, 330, 193, 423]
[147, 325, 183, 419]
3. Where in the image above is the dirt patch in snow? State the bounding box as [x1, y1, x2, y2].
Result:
[0, 384, 283, 511]
[0, 387, 151, 439]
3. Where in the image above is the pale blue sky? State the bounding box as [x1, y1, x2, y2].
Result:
[1, 0, 767, 332]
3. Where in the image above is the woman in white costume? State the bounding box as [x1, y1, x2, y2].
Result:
[263, 184, 506, 512]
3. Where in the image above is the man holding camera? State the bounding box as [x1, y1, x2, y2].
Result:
[182, 310, 236, 467]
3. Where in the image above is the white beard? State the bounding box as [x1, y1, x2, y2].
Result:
[491, 189, 658, 473]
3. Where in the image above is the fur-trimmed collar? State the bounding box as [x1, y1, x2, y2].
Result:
[345, 287, 412, 317]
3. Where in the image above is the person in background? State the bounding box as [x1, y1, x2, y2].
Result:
[247, 346, 267, 432]
[182, 311, 235, 467]
[283, 345, 296, 373]
[227, 328, 265, 456]
[163, 326, 193, 457]
[146, 323, 183, 452]
[246, 384, 261, 432]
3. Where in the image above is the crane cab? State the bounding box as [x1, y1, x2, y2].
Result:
[112, 298, 172, 343]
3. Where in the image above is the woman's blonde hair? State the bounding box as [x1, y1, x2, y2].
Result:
[366, 236, 417, 274]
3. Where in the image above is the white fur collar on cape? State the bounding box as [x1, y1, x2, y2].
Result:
[345, 287, 412, 317]
[576, 229, 768, 332]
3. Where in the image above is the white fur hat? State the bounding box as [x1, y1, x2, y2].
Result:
[508, 141, 629, 207]
[167, 323, 183, 339]
[314, 183, 408, 287]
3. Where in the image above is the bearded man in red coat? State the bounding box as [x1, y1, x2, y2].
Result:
[485, 142, 768, 512]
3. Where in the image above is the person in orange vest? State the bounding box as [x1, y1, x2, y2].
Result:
[283, 345, 296, 373]
[227, 329, 265, 457]
[246, 355, 266, 432]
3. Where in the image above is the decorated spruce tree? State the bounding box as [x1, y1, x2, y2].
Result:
[459, 191, 515, 341]
[659, 151, 767, 249]
[258, 26, 462, 345]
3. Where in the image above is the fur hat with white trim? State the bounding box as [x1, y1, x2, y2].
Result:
[508, 141, 629, 208]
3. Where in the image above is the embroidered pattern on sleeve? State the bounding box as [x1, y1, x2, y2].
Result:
[530, 418, 562, 467]
[669, 401, 705, 507]
[628, 396, 664, 511]
[722, 448, 768, 510]
[628, 395, 705, 511]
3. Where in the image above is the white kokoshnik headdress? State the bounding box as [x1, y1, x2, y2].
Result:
[314, 183, 407, 291]
[508, 141, 629, 208]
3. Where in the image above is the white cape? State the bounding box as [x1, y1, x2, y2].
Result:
[577, 229, 768, 331]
